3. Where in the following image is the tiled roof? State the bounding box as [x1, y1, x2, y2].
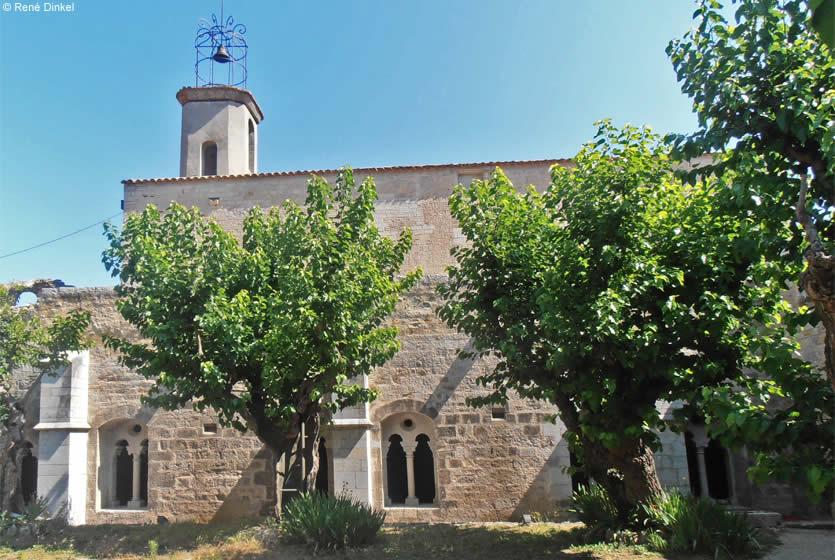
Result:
[121, 158, 569, 186]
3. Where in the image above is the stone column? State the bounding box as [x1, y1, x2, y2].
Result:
[691, 427, 711, 499]
[403, 442, 418, 507]
[128, 451, 142, 508]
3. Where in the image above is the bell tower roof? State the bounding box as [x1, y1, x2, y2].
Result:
[176, 86, 264, 123]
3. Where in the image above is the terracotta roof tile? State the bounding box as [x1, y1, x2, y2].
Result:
[121, 158, 569, 186]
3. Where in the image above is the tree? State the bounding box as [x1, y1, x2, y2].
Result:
[668, 0, 834, 500]
[102, 169, 420, 513]
[438, 122, 812, 516]
[0, 280, 90, 511]
[667, 0, 835, 389]
[809, 0, 834, 49]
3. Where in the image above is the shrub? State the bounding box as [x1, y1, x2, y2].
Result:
[570, 484, 621, 541]
[638, 491, 761, 557]
[281, 491, 386, 551]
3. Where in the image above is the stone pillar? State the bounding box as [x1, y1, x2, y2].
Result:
[691, 427, 711, 499]
[128, 452, 142, 508]
[34, 351, 91, 525]
[403, 442, 418, 507]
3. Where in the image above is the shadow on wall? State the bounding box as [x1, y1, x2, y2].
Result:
[510, 428, 571, 520]
[211, 445, 275, 523]
[420, 345, 475, 419]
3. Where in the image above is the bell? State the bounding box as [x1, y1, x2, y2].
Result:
[212, 44, 233, 63]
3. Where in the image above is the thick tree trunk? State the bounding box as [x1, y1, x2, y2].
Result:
[552, 391, 662, 519]
[581, 436, 663, 520]
[264, 412, 323, 518]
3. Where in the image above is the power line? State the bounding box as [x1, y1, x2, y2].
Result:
[0, 212, 122, 261]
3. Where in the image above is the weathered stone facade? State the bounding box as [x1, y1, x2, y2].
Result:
[3, 84, 819, 525]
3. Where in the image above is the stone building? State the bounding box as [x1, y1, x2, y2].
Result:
[3, 79, 818, 525]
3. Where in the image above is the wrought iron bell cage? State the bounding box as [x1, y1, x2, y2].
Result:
[194, 10, 248, 88]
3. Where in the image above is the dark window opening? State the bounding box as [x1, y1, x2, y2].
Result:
[21, 444, 37, 505]
[705, 439, 730, 500]
[684, 432, 731, 500]
[684, 431, 701, 496]
[315, 438, 329, 495]
[414, 434, 436, 504]
[140, 440, 149, 503]
[203, 423, 218, 435]
[386, 435, 408, 504]
[114, 441, 132, 506]
[202, 141, 218, 176]
[491, 407, 506, 420]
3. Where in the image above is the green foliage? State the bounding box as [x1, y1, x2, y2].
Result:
[570, 485, 620, 541]
[102, 169, 420, 482]
[147, 539, 159, 559]
[0, 285, 90, 424]
[439, 121, 810, 506]
[639, 491, 761, 557]
[281, 491, 386, 551]
[809, 0, 835, 50]
[669, 0, 835, 500]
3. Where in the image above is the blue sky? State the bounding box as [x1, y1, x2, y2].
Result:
[1, 0, 703, 287]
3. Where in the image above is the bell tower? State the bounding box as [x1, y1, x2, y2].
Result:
[179, 9, 264, 177]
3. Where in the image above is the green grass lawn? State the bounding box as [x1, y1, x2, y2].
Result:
[0, 521, 693, 560]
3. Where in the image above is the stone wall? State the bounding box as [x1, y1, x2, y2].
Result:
[29, 287, 274, 524]
[123, 160, 559, 276]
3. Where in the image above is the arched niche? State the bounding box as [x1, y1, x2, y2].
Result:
[380, 412, 439, 507]
[97, 419, 148, 510]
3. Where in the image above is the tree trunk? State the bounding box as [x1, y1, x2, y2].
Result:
[795, 172, 835, 391]
[265, 412, 323, 518]
[581, 436, 663, 520]
[801, 253, 835, 391]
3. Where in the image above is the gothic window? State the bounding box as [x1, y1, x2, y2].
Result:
[202, 141, 218, 176]
[386, 435, 408, 504]
[381, 413, 439, 507]
[413, 434, 435, 504]
[248, 120, 255, 173]
[99, 420, 149, 510]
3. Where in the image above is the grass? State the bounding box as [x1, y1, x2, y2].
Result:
[0, 520, 705, 560]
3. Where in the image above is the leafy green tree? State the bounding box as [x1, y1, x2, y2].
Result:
[0, 281, 90, 511]
[668, 0, 835, 389]
[438, 122, 815, 516]
[809, 0, 834, 49]
[102, 169, 420, 512]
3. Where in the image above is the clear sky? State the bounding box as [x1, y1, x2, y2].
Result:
[0, 0, 704, 288]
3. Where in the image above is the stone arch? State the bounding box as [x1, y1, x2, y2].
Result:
[97, 419, 149, 509]
[380, 411, 439, 507]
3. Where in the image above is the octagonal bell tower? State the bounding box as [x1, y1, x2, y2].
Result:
[179, 9, 264, 177]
